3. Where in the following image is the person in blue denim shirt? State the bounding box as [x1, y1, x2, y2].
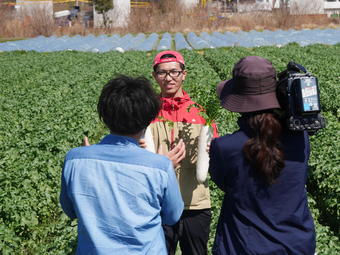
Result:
[60, 75, 184, 254]
[209, 56, 316, 255]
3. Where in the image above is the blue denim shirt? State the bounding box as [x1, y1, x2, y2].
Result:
[209, 119, 316, 255]
[60, 134, 183, 254]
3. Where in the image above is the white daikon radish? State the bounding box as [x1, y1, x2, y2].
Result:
[142, 125, 155, 153]
[196, 125, 213, 184]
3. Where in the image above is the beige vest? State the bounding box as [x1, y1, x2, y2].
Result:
[150, 121, 211, 210]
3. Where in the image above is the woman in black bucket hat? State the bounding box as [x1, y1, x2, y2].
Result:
[209, 56, 316, 255]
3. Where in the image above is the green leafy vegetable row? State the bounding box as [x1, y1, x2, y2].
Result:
[0, 46, 338, 254]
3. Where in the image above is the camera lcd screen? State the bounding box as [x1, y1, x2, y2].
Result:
[298, 77, 320, 112]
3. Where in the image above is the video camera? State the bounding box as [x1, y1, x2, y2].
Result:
[277, 62, 326, 135]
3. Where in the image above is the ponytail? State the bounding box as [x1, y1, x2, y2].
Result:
[243, 112, 285, 185]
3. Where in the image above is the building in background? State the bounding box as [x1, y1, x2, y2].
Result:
[324, 0, 340, 16]
[52, 0, 93, 27]
[15, 0, 53, 17]
[228, 0, 340, 15]
[11, 0, 338, 29]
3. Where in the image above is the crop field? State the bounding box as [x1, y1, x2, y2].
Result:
[0, 44, 339, 254]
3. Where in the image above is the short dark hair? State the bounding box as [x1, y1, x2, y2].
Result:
[97, 75, 160, 135]
[153, 54, 185, 72]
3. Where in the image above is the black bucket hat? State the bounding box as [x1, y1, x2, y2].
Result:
[217, 56, 280, 113]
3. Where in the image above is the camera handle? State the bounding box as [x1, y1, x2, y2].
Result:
[287, 62, 308, 74]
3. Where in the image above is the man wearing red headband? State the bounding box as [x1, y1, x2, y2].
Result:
[146, 51, 218, 255]
[82, 51, 218, 254]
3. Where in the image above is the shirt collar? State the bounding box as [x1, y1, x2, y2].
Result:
[160, 90, 191, 109]
[99, 134, 139, 146]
